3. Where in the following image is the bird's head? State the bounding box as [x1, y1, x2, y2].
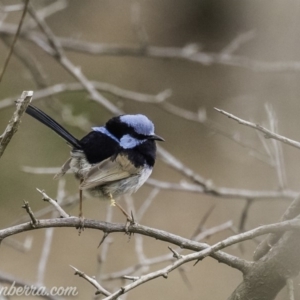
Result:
[94, 114, 164, 149]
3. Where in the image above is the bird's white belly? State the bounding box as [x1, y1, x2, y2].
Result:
[69, 150, 153, 199]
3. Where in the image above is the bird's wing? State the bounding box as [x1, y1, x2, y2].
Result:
[53, 158, 72, 179]
[80, 154, 140, 190]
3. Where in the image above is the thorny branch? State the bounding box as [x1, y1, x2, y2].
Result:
[70, 265, 111, 297]
[102, 218, 300, 300]
[0, 215, 252, 273]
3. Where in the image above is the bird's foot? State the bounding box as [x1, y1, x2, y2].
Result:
[76, 214, 85, 236]
[108, 194, 135, 234]
[110, 199, 116, 206]
[125, 211, 135, 234]
[114, 202, 135, 234]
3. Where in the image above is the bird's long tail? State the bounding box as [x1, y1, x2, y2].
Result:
[26, 105, 82, 149]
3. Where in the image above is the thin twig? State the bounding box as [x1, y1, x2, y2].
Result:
[130, 1, 148, 49]
[215, 107, 300, 150]
[0, 0, 29, 82]
[96, 205, 114, 284]
[36, 188, 69, 218]
[136, 188, 160, 220]
[70, 265, 111, 297]
[23, 0, 68, 30]
[37, 179, 66, 286]
[193, 221, 233, 242]
[3, 235, 32, 253]
[287, 278, 295, 300]
[22, 201, 38, 227]
[265, 104, 287, 189]
[191, 204, 216, 239]
[160, 102, 271, 165]
[168, 246, 182, 259]
[221, 30, 256, 56]
[238, 199, 254, 232]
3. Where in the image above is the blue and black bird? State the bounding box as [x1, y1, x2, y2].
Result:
[26, 105, 164, 218]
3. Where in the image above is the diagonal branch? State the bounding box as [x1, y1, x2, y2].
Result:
[0, 0, 29, 82]
[103, 218, 300, 300]
[0, 90, 33, 159]
[215, 107, 300, 150]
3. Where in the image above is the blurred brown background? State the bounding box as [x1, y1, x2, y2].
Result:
[1, 0, 300, 299]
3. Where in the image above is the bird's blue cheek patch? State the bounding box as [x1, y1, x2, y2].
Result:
[92, 126, 119, 143]
[120, 134, 145, 149]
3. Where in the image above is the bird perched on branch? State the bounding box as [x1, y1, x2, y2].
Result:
[25, 105, 164, 223]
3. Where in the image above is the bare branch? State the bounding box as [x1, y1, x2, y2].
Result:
[238, 199, 254, 232]
[287, 279, 295, 300]
[36, 188, 69, 218]
[22, 201, 38, 227]
[70, 265, 111, 297]
[3, 19, 300, 73]
[0, 82, 170, 110]
[130, 1, 148, 48]
[191, 205, 216, 239]
[193, 221, 233, 242]
[229, 225, 300, 300]
[3, 235, 32, 253]
[26, 5, 123, 116]
[254, 194, 300, 261]
[100, 220, 243, 282]
[0, 217, 249, 273]
[22, 166, 300, 200]
[159, 102, 272, 165]
[221, 30, 256, 56]
[215, 107, 300, 150]
[265, 104, 287, 189]
[23, 0, 68, 30]
[136, 188, 160, 220]
[168, 246, 182, 259]
[37, 179, 66, 286]
[0, 91, 33, 159]
[104, 219, 300, 300]
[0, 0, 29, 82]
[1, 5, 25, 13]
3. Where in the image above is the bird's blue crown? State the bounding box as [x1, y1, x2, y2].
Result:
[120, 114, 154, 136]
[92, 114, 155, 149]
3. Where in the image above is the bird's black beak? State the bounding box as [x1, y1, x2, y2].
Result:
[148, 134, 165, 142]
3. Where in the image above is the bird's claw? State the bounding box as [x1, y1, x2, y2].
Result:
[76, 215, 85, 236]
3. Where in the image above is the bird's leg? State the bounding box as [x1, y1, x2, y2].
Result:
[110, 194, 116, 207]
[79, 182, 83, 217]
[77, 179, 85, 235]
[108, 194, 134, 231]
